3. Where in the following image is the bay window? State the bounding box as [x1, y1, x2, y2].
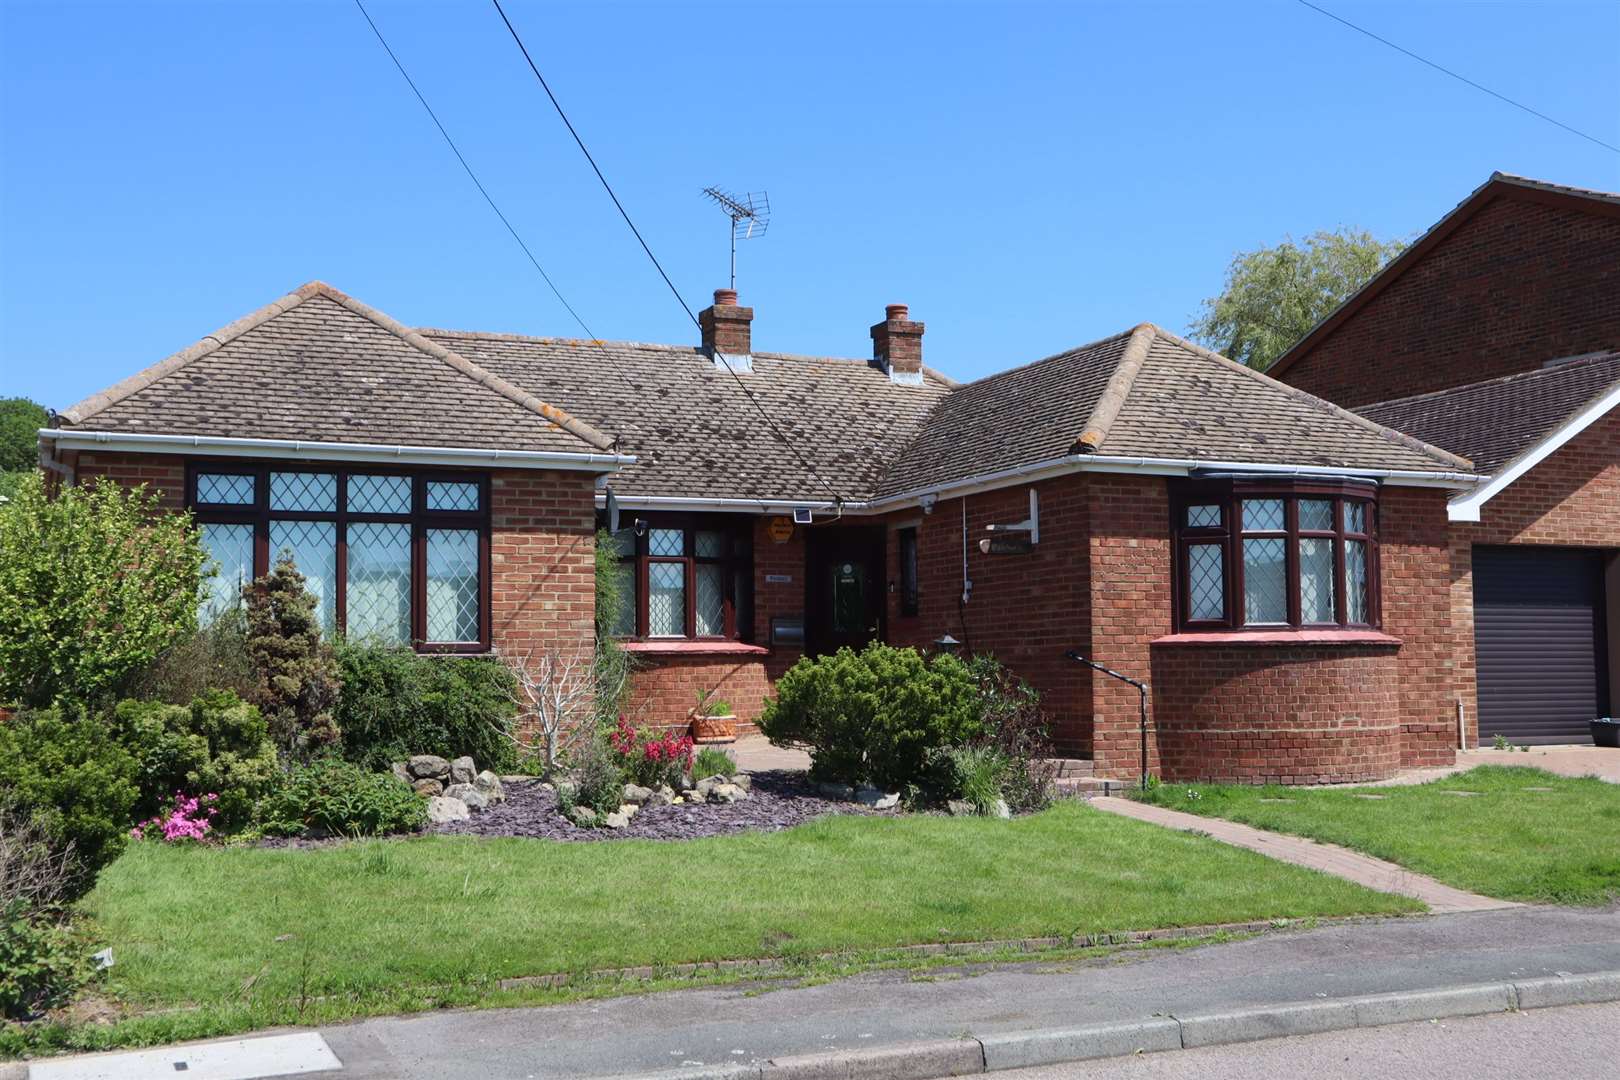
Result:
[1172, 479, 1378, 632]
[607, 514, 753, 641]
[190, 464, 488, 651]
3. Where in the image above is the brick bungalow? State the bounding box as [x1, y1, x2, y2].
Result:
[1269, 173, 1620, 748]
[40, 280, 1481, 783]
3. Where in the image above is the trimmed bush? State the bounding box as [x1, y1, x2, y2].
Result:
[109, 690, 279, 832]
[255, 759, 427, 838]
[245, 555, 341, 758]
[759, 644, 986, 792]
[334, 641, 517, 773]
[0, 473, 208, 707]
[0, 709, 139, 902]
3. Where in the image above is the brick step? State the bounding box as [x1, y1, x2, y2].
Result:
[1055, 776, 1144, 798]
[1041, 757, 1095, 779]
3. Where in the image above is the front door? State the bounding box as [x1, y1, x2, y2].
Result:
[806, 527, 885, 656]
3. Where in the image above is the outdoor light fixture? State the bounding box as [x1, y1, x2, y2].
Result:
[933, 633, 961, 656]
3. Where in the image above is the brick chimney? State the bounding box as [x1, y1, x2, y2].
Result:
[871, 303, 924, 385]
[699, 288, 753, 372]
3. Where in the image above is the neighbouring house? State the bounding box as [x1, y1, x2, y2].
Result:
[39, 280, 1482, 784]
[1269, 173, 1620, 748]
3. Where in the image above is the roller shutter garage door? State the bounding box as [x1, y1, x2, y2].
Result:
[1474, 546, 1610, 745]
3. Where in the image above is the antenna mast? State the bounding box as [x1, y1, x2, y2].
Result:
[702, 187, 770, 290]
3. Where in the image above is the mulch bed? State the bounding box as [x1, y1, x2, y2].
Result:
[432, 770, 889, 842]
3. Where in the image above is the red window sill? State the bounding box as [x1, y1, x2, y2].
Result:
[1152, 629, 1402, 647]
[620, 640, 772, 656]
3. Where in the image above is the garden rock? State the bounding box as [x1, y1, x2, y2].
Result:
[646, 785, 675, 807]
[413, 778, 444, 797]
[729, 774, 752, 793]
[947, 799, 975, 816]
[618, 802, 638, 818]
[450, 756, 477, 785]
[855, 787, 899, 810]
[569, 806, 597, 827]
[817, 782, 856, 800]
[622, 783, 654, 805]
[390, 762, 411, 785]
[426, 795, 470, 823]
[444, 783, 488, 811]
[474, 770, 505, 805]
[992, 798, 1012, 820]
[709, 783, 746, 804]
[604, 810, 631, 829]
[409, 754, 451, 781]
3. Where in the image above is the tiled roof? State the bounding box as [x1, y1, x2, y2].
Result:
[418, 329, 953, 503]
[59, 282, 612, 455]
[877, 324, 1473, 497]
[1356, 352, 1620, 475]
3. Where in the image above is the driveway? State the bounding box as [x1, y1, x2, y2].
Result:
[1456, 745, 1620, 782]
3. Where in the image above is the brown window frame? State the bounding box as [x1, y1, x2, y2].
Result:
[607, 512, 754, 642]
[187, 461, 491, 652]
[897, 526, 920, 616]
[1169, 478, 1380, 633]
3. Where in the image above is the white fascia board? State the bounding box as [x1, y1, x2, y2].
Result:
[39, 429, 634, 473]
[594, 493, 847, 515]
[1447, 380, 1620, 523]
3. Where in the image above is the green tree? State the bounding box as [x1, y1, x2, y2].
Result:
[0, 473, 207, 707]
[1191, 228, 1405, 370]
[0, 397, 49, 502]
[245, 554, 341, 758]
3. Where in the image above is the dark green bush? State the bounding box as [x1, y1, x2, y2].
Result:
[692, 746, 738, 780]
[109, 690, 280, 832]
[334, 641, 517, 772]
[0, 905, 93, 1021]
[966, 655, 1057, 814]
[245, 555, 341, 759]
[0, 709, 139, 902]
[255, 758, 427, 838]
[759, 643, 986, 792]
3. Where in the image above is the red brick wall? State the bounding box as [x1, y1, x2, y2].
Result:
[74, 451, 186, 509]
[489, 469, 597, 664]
[1151, 645, 1402, 784]
[1448, 409, 1620, 744]
[1378, 486, 1460, 766]
[1277, 195, 1620, 407]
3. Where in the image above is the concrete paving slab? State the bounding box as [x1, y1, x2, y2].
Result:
[978, 1021, 1182, 1070]
[28, 1033, 340, 1080]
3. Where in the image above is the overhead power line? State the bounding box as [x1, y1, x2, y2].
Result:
[487, 0, 849, 506]
[1295, 0, 1620, 156]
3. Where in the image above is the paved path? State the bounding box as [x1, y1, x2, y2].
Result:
[1089, 797, 1513, 914]
[730, 735, 811, 773]
[995, 1001, 1620, 1080]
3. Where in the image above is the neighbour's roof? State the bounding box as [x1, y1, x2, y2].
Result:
[1356, 352, 1620, 475]
[418, 329, 954, 503]
[876, 324, 1472, 497]
[56, 282, 613, 455]
[1266, 172, 1620, 382]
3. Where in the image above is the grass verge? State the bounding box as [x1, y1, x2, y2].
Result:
[1138, 765, 1620, 905]
[6, 801, 1413, 1056]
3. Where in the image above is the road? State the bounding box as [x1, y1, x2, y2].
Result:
[997, 1001, 1619, 1080]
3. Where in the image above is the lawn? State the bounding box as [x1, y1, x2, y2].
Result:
[46, 802, 1414, 1050]
[1138, 766, 1620, 905]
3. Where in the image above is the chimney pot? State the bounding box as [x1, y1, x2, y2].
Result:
[714, 288, 739, 307]
[871, 302, 925, 386]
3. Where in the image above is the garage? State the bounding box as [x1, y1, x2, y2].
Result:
[1474, 546, 1611, 745]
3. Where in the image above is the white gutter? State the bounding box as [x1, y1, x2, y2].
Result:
[1446, 379, 1620, 522]
[39, 429, 635, 473]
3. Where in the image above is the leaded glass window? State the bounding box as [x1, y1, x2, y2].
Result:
[608, 516, 752, 640]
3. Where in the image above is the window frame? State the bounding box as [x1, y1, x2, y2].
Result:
[897, 526, 920, 617]
[1169, 478, 1380, 634]
[608, 512, 754, 642]
[187, 461, 491, 652]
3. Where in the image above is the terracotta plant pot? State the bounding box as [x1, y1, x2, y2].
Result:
[690, 714, 738, 744]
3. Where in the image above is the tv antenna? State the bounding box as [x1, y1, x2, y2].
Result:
[702, 187, 770, 290]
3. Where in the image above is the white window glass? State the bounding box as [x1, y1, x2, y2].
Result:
[1345, 501, 1367, 534]
[695, 563, 725, 636]
[199, 523, 254, 623]
[197, 473, 255, 506]
[1346, 540, 1369, 623]
[426, 481, 479, 512]
[1243, 498, 1285, 532]
[1187, 543, 1224, 621]
[269, 520, 337, 634]
[270, 472, 336, 513]
[346, 522, 412, 644]
[1186, 505, 1221, 528]
[348, 475, 411, 515]
[647, 562, 686, 636]
[648, 528, 683, 557]
[1299, 537, 1335, 623]
[1299, 499, 1334, 532]
[425, 528, 480, 642]
[1243, 537, 1287, 624]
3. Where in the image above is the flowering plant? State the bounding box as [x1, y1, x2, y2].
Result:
[608, 716, 693, 789]
[130, 791, 219, 843]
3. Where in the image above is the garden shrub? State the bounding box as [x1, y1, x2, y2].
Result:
[691, 746, 737, 780]
[592, 528, 638, 732]
[759, 643, 986, 792]
[334, 641, 517, 772]
[0, 708, 139, 902]
[1, 805, 94, 1021]
[109, 690, 279, 833]
[126, 609, 258, 706]
[967, 655, 1057, 814]
[245, 555, 341, 759]
[557, 736, 626, 819]
[933, 744, 1012, 815]
[255, 758, 427, 838]
[607, 717, 692, 790]
[0, 473, 208, 707]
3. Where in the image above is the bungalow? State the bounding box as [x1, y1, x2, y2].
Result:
[1269, 173, 1620, 748]
[40, 280, 1480, 783]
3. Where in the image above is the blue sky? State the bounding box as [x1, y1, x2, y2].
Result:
[2, 0, 1617, 410]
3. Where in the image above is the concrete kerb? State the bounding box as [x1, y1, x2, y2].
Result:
[604, 971, 1620, 1080]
